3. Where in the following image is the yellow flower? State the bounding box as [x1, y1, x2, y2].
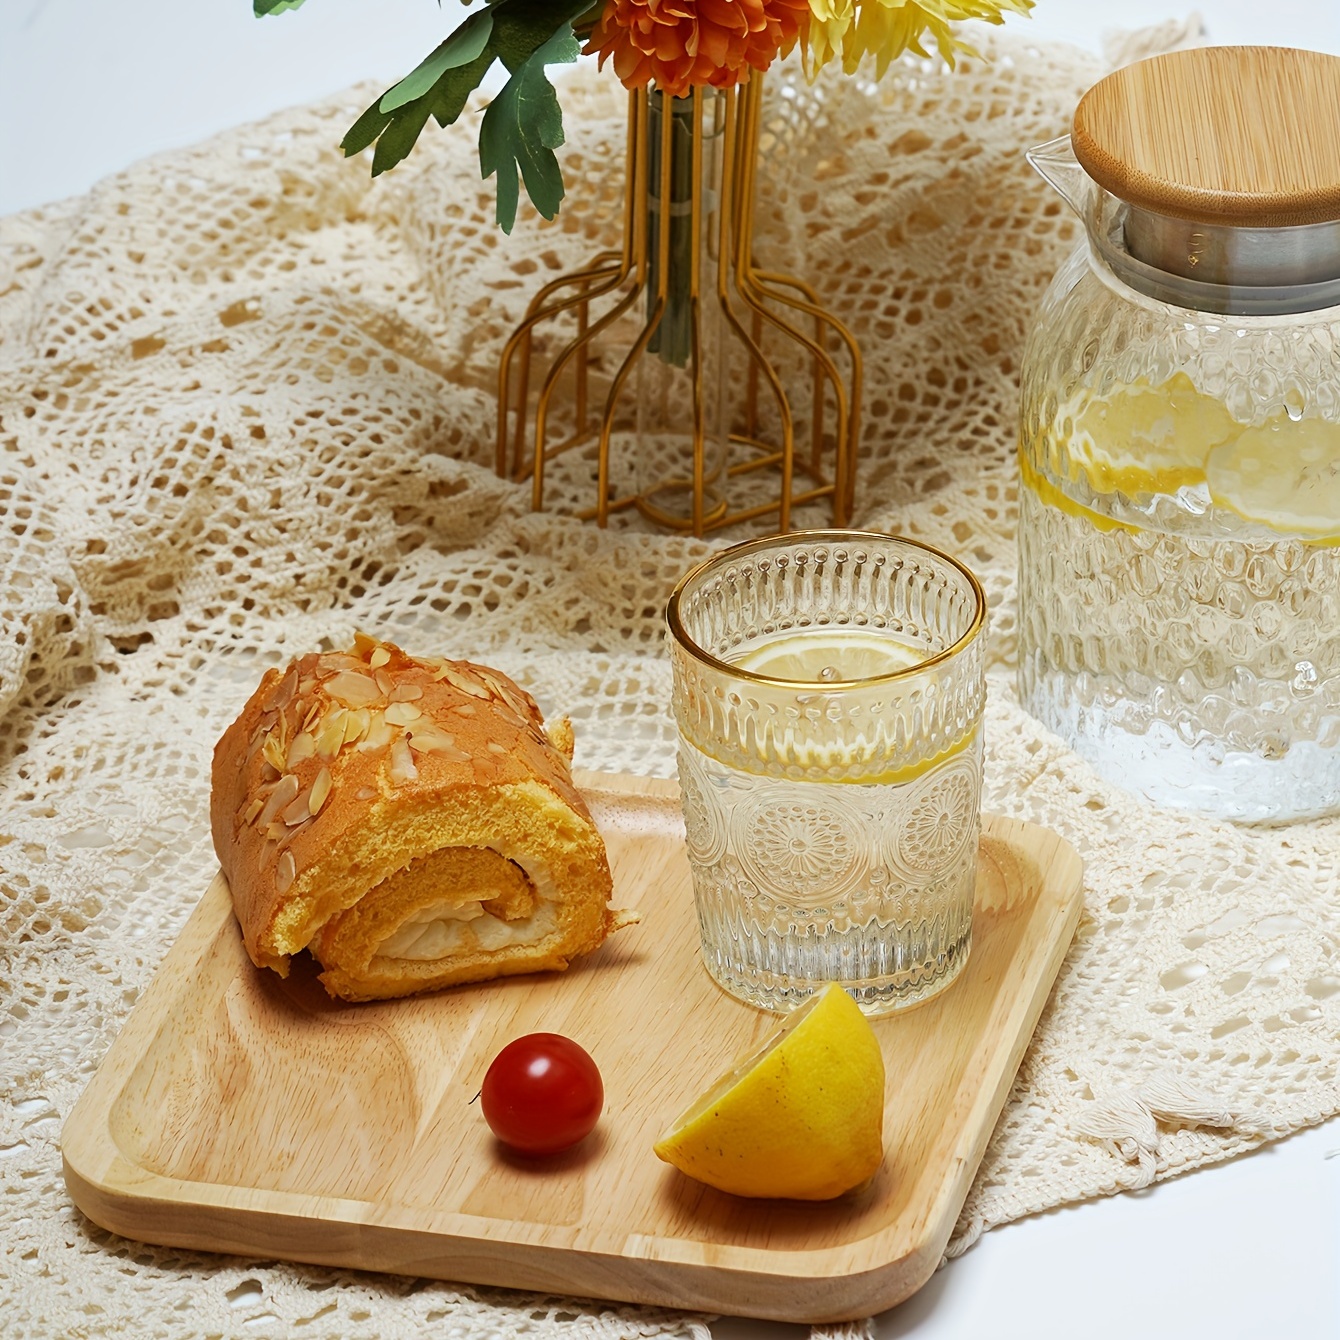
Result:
[806, 0, 1033, 76]
[807, 0, 854, 71]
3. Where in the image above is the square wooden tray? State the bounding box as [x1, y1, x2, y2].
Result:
[62, 771, 1083, 1324]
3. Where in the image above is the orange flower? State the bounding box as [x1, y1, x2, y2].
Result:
[585, 0, 811, 96]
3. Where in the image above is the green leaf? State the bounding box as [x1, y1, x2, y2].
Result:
[371, 97, 437, 177]
[429, 49, 497, 130]
[253, 0, 307, 15]
[478, 23, 579, 233]
[341, 96, 395, 159]
[358, 50, 496, 176]
[380, 8, 494, 113]
[338, 0, 594, 225]
[488, 0, 589, 71]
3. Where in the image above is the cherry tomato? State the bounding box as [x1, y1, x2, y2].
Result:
[480, 1033, 604, 1155]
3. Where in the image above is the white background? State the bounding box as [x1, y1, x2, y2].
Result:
[4, 3, 1340, 1338]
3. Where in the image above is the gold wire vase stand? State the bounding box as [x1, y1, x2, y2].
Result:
[496, 77, 863, 537]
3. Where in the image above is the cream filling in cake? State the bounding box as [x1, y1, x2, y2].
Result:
[373, 859, 560, 960]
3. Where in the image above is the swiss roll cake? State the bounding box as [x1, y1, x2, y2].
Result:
[210, 635, 629, 1001]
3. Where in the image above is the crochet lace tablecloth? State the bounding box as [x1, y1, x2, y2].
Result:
[4, 19, 1338, 1340]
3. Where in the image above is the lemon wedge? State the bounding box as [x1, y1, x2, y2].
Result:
[653, 984, 885, 1200]
[1063, 372, 1240, 496]
[734, 628, 924, 682]
[1207, 414, 1340, 539]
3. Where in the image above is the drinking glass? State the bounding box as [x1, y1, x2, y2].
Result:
[667, 530, 987, 1015]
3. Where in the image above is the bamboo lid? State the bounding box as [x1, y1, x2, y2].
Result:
[1073, 46, 1340, 228]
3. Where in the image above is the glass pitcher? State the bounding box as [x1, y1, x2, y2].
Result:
[1016, 46, 1340, 823]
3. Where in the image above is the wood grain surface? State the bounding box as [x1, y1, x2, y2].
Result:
[1073, 46, 1340, 226]
[62, 772, 1084, 1324]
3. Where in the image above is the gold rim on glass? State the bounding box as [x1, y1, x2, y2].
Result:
[665, 528, 987, 688]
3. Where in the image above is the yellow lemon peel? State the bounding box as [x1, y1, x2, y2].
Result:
[1059, 372, 1240, 497]
[653, 984, 885, 1200]
[1018, 449, 1138, 535]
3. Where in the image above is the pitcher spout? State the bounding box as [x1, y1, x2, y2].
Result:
[1027, 134, 1090, 219]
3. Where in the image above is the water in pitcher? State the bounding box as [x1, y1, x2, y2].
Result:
[1017, 373, 1340, 823]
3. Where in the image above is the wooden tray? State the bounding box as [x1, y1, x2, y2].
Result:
[62, 772, 1083, 1324]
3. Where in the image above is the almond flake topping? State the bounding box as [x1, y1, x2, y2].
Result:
[262, 734, 286, 773]
[282, 787, 312, 826]
[369, 646, 391, 669]
[287, 732, 316, 767]
[276, 851, 296, 895]
[276, 664, 299, 710]
[357, 714, 394, 752]
[407, 727, 469, 760]
[317, 653, 366, 674]
[325, 670, 380, 708]
[488, 678, 535, 726]
[258, 773, 300, 829]
[486, 741, 508, 755]
[343, 707, 370, 746]
[384, 701, 422, 727]
[436, 664, 490, 699]
[267, 820, 288, 842]
[355, 786, 377, 801]
[389, 736, 418, 785]
[263, 664, 298, 712]
[389, 683, 422, 702]
[374, 668, 394, 696]
[408, 726, 454, 748]
[242, 797, 265, 826]
[309, 767, 333, 815]
[315, 708, 348, 758]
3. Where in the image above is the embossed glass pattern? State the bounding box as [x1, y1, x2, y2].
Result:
[667, 531, 986, 1014]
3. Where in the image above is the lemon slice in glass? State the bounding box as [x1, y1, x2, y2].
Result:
[726, 627, 964, 783]
[733, 628, 925, 682]
[1064, 372, 1240, 496]
[653, 983, 885, 1200]
[1207, 414, 1340, 538]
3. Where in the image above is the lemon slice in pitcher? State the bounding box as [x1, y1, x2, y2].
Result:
[653, 984, 885, 1200]
[734, 628, 925, 682]
[1064, 372, 1239, 496]
[1207, 414, 1340, 539]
